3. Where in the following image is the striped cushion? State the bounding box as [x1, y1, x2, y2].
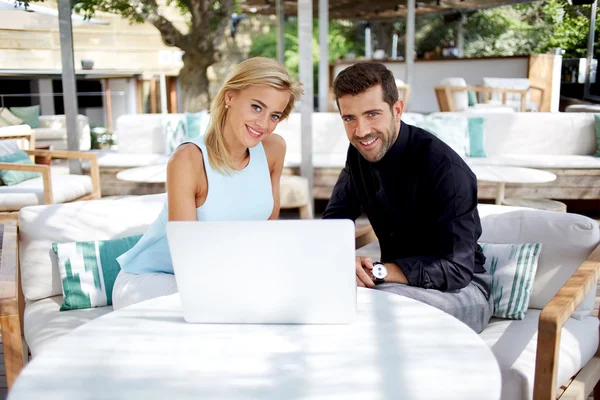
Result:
[480, 242, 542, 320]
[52, 235, 142, 311]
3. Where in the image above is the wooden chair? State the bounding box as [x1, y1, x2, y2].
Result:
[0, 133, 101, 223]
[354, 222, 600, 400]
[435, 84, 544, 112]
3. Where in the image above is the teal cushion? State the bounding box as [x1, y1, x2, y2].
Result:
[52, 235, 143, 311]
[468, 117, 487, 157]
[10, 105, 40, 129]
[185, 111, 208, 139]
[594, 114, 600, 157]
[467, 91, 477, 107]
[480, 242, 542, 320]
[0, 150, 42, 185]
[415, 115, 469, 157]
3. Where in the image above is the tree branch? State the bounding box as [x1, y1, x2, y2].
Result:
[131, 0, 186, 48]
[210, 0, 234, 49]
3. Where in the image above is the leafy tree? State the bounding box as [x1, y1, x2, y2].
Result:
[249, 18, 363, 91]
[19, 0, 236, 112]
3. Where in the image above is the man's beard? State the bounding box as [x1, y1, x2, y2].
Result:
[354, 122, 397, 162]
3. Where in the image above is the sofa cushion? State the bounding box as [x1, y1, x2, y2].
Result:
[0, 107, 23, 126]
[18, 194, 166, 302]
[33, 128, 66, 141]
[95, 151, 170, 168]
[10, 105, 40, 129]
[432, 112, 597, 157]
[480, 310, 599, 400]
[24, 296, 112, 357]
[0, 174, 93, 212]
[469, 154, 600, 169]
[52, 235, 143, 310]
[481, 242, 541, 320]
[0, 150, 42, 185]
[478, 204, 599, 319]
[115, 114, 172, 154]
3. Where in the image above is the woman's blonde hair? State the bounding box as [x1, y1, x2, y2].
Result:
[205, 57, 303, 173]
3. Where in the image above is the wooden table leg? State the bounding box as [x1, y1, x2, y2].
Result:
[495, 182, 505, 205]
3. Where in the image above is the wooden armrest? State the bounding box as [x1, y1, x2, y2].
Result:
[355, 224, 377, 249]
[24, 150, 97, 161]
[0, 163, 53, 204]
[0, 221, 18, 317]
[0, 163, 49, 174]
[23, 150, 101, 199]
[533, 243, 600, 400]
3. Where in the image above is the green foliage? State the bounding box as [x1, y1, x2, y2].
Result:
[249, 18, 363, 91]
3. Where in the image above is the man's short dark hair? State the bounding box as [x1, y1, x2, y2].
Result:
[333, 62, 399, 110]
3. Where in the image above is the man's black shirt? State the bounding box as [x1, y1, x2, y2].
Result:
[323, 121, 486, 291]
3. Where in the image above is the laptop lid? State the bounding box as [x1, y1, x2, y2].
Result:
[166, 219, 356, 324]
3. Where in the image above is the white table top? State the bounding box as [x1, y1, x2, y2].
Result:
[469, 164, 557, 184]
[10, 289, 501, 400]
[116, 164, 167, 183]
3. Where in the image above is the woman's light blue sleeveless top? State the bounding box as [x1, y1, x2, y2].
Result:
[116, 135, 274, 274]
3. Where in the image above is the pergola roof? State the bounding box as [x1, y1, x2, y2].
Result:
[239, 0, 535, 19]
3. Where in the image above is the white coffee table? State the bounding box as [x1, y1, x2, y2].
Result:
[469, 165, 557, 205]
[9, 289, 501, 400]
[116, 164, 314, 218]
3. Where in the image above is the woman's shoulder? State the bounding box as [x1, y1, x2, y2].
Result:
[262, 133, 286, 163]
[168, 142, 205, 172]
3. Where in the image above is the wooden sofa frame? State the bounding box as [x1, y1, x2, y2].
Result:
[434, 84, 545, 112]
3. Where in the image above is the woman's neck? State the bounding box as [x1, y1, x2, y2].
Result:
[222, 120, 250, 168]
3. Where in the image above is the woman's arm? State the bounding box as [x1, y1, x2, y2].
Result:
[167, 144, 204, 221]
[263, 134, 287, 220]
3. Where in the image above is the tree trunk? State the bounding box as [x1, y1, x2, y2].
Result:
[179, 51, 216, 112]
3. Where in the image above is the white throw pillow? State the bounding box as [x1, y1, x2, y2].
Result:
[0, 107, 24, 126]
[481, 242, 542, 320]
[162, 115, 188, 156]
[0, 139, 20, 156]
[415, 115, 469, 157]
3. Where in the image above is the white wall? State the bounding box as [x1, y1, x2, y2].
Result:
[332, 57, 530, 113]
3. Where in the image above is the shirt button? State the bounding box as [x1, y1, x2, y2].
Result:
[389, 231, 396, 237]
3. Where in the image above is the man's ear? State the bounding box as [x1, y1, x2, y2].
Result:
[393, 99, 404, 123]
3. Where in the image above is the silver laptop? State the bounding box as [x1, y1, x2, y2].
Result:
[166, 219, 356, 324]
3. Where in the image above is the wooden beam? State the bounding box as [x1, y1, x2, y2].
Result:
[150, 78, 158, 114]
[136, 79, 143, 114]
[104, 79, 112, 132]
[168, 77, 178, 114]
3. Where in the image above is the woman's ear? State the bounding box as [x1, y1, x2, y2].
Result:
[225, 91, 236, 106]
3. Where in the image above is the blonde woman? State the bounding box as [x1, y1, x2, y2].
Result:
[113, 57, 303, 310]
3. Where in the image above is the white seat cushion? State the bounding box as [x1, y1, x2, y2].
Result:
[96, 151, 170, 168]
[32, 128, 66, 141]
[480, 310, 599, 400]
[465, 154, 600, 169]
[24, 296, 112, 357]
[0, 174, 93, 211]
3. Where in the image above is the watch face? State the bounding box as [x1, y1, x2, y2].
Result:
[373, 263, 388, 279]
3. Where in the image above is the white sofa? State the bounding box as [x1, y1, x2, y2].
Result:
[0, 115, 92, 151]
[277, 111, 600, 200]
[436, 111, 600, 201]
[1, 194, 599, 399]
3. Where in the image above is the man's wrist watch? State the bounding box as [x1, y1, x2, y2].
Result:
[372, 261, 388, 284]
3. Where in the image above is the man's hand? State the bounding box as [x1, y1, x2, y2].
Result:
[356, 256, 375, 288]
